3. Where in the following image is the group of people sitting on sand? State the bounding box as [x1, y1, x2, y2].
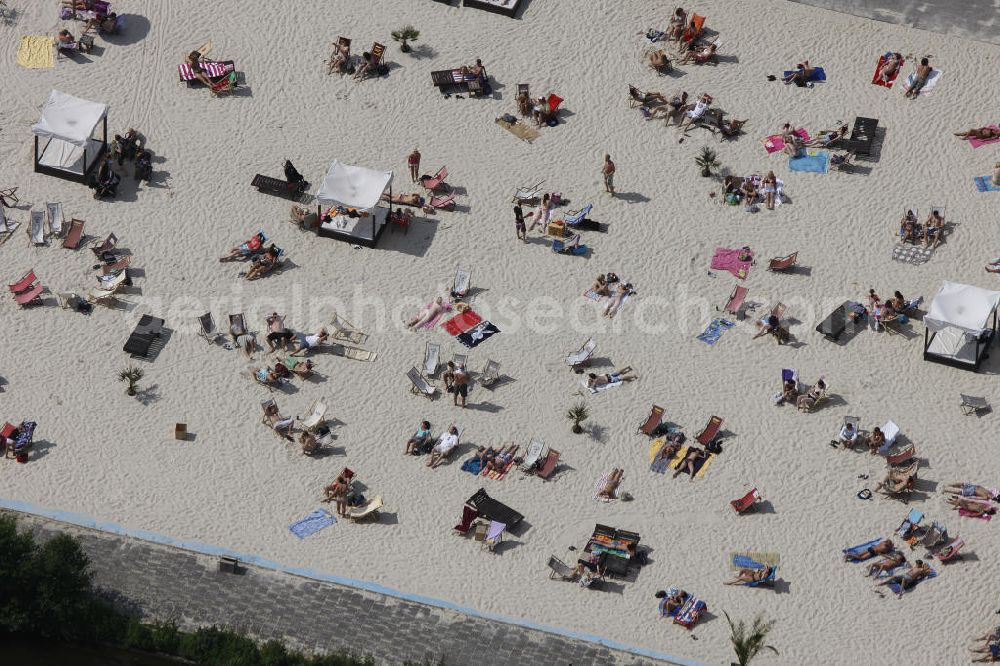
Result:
[775, 376, 827, 412]
[897, 208, 946, 248]
[832, 421, 890, 454]
[591, 273, 636, 318]
[971, 626, 1000, 662]
[720, 172, 777, 210]
[866, 288, 918, 330]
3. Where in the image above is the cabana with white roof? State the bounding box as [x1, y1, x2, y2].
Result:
[923, 281, 1000, 372]
[31, 90, 109, 183]
[315, 160, 393, 247]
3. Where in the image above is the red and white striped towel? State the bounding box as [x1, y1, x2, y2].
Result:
[177, 60, 233, 81]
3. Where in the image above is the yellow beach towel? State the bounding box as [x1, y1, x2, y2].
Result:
[17, 36, 55, 69]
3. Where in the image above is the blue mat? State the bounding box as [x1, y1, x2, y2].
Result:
[843, 538, 882, 561]
[887, 568, 936, 595]
[789, 151, 829, 173]
[461, 457, 484, 475]
[697, 318, 735, 345]
[974, 176, 1000, 192]
[783, 67, 826, 82]
[289, 508, 336, 539]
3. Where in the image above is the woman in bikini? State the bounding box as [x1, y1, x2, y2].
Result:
[761, 171, 778, 210]
[955, 127, 1000, 140]
[673, 447, 706, 480]
[724, 565, 774, 585]
[865, 551, 906, 577]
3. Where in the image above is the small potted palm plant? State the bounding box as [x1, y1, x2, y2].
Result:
[566, 402, 589, 434]
[726, 612, 778, 666]
[695, 146, 721, 177]
[118, 365, 144, 396]
[391, 26, 420, 53]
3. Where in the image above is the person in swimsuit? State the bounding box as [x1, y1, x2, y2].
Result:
[526, 193, 551, 232]
[724, 565, 774, 585]
[591, 273, 610, 297]
[898, 209, 918, 243]
[865, 551, 906, 577]
[947, 496, 998, 517]
[844, 539, 894, 562]
[923, 209, 945, 248]
[944, 483, 1000, 502]
[679, 93, 712, 130]
[603, 282, 634, 317]
[796, 379, 826, 411]
[327, 40, 351, 75]
[667, 8, 687, 40]
[761, 171, 778, 210]
[649, 49, 670, 71]
[805, 125, 848, 148]
[407, 297, 447, 328]
[291, 328, 329, 355]
[514, 204, 526, 241]
[186, 51, 214, 87]
[783, 60, 816, 87]
[587, 368, 638, 388]
[905, 57, 932, 98]
[878, 52, 903, 83]
[656, 588, 688, 614]
[955, 127, 1000, 140]
[875, 560, 932, 597]
[673, 447, 707, 480]
[597, 468, 624, 499]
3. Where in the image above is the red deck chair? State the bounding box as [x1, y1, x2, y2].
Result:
[63, 219, 85, 249]
[14, 283, 44, 307]
[722, 286, 748, 316]
[453, 505, 479, 535]
[731, 488, 761, 514]
[637, 405, 664, 436]
[767, 252, 798, 272]
[0, 422, 14, 457]
[536, 449, 560, 479]
[935, 537, 964, 562]
[885, 444, 915, 467]
[695, 415, 723, 446]
[8, 270, 37, 294]
[547, 94, 564, 114]
[429, 192, 456, 210]
[420, 166, 449, 192]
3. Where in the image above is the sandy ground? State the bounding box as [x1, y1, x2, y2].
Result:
[2, 1, 1000, 664]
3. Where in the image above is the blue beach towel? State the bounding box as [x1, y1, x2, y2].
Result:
[783, 67, 826, 82]
[789, 151, 829, 174]
[974, 176, 1000, 192]
[697, 318, 735, 345]
[843, 538, 883, 561]
[886, 568, 936, 595]
[289, 508, 336, 539]
[461, 457, 484, 475]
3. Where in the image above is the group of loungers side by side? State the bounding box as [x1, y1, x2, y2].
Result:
[408, 354, 502, 398]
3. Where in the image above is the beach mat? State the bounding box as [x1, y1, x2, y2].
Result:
[974, 176, 1000, 192]
[783, 67, 825, 82]
[892, 243, 932, 265]
[17, 36, 55, 69]
[902, 68, 942, 96]
[457, 321, 500, 348]
[886, 568, 936, 594]
[461, 457, 484, 475]
[789, 151, 828, 173]
[697, 318, 734, 345]
[443, 310, 482, 336]
[581, 378, 623, 394]
[968, 126, 1000, 149]
[730, 551, 780, 570]
[710, 247, 753, 279]
[289, 508, 336, 539]
[762, 128, 809, 154]
[843, 538, 883, 561]
[871, 54, 904, 88]
[496, 117, 540, 143]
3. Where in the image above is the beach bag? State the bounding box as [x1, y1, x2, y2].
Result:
[725, 192, 739, 206]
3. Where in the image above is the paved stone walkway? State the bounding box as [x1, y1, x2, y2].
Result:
[787, 0, 1000, 46]
[8, 510, 693, 666]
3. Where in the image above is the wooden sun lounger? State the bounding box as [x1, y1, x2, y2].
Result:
[63, 219, 85, 249]
[695, 415, 723, 446]
[637, 404, 664, 436]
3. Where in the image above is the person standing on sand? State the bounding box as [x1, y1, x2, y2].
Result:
[407, 149, 421, 183]
[514, 204, 526, 242]
[453, 364, 469, 407]
[602, 154, 616, 196]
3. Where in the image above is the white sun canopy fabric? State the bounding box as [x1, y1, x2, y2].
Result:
[31, 90, 108, 147]
[925, 282, 1000, 336]
[316, 161, 392, 210]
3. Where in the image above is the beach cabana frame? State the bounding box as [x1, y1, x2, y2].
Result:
[923, 281, 1000, 372]
[315, 160, 393, 248]
[31, 90, 109, 184]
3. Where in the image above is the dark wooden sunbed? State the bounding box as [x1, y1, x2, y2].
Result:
[123, 314, 165, 358]
[466, 488, 523, 528]
[816, 300, 865, 341]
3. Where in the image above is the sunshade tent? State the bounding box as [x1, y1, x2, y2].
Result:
[315, 160, 393, 247]
[923, 281, 1000, 371]
[31, 90, 109, 183]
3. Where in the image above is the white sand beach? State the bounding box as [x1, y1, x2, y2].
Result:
[3, 1, 1000, 663]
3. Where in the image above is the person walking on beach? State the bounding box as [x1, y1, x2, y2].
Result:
[407, 148, 421, 183]
[453, 363, 469, 407]
[602, 154, 616, 196]
[514, 204, 526, 241]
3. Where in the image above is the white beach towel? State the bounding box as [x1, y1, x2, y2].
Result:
[580, 378, 623, 394]
[902, 68, 942, 96]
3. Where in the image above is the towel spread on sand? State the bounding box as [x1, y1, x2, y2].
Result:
[668, 446, 714, 477]
[496, 117, 540, 143]
[583, 289, 603, 301]
[649, 437, 684, 473]
[974, 176, 1000, 192]
[892, 243, 933, 265]
[288, 508, 336, 539]
[461, 457, 484, 475]
[730, 552, 780, 570]
[959, 508, 993, 521]
[443, 310, 482, 336]
[871, 54, 904, 88]
[886, 568, 936, 594]
[581, 378, 623, 394]
[783, 67, 825, 82]
[457, 321, 500, 348]
[17, 36, 55, 69]
[697, 318, 735, 345]
[968, 126, 1000, 149]
[710, 247, 753, 279]
[902, 68, 942, 96]
[762, 128, 810, 153]
[789, 151, 829, 173]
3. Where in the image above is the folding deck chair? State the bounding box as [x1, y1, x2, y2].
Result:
[299, 399, 328, 433]
[451, 353, 468, 369]
[91, 233, 118, 256]
[46, 202, 64, 237]
[197, 313, 219, 343]
[0, 206, 19, 246]
[330, 311, 369, 345]
[512, 180, 543, 203]
[479, 359, 501, 387]
[407, 367, 437, 398]
[565, 337, 595, 368]
[935, 537, 964, 563]
[563, 203, 593, 227]
[228, 313, 246, 342]
[482, 520, 506, 552]
[28, 210, 45, 245]
[552, 235, 587, 255]
[328, 344, 376, 362]
[429, 192, 456, 210]
[9, 270, 44, 307]
[767, 252, 798, 272]
[88, 271, 128, 304]
[423, 341, 441, 377]
[731, 488, 762, 513]
[695, 415, 723, 446]
[260, 398, 293, 438]
[63, 219, 85, 249]
[356, 41, 385, 81]
[547, 555, 577, 581]
[536, 448, 560, 479]
[349, 496, 383, 523]
[419, 166, 449, 192]
[960, 394, 990, 416]
[101, 257, 130, 276]
[451, 268, 471, 300]
[637, 405, 664, 436]
[520, 438, 545, 472]
[721, 286, 748, 317]
[0, 186, 19, 207]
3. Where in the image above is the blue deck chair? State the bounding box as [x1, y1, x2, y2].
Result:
[564, 203, 593, 227]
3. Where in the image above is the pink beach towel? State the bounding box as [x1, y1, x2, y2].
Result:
[969, 125, 1000, 149]
[711, 247, 753, 280]
[763, 128, 810, 154]
[419, 301, 452, 329]
[959, 508, 993, 521]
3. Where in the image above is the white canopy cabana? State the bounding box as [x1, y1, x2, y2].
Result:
[923, 281, 1000, 371]
[31, 90, 109, 182]
[315, 160, 393, 247]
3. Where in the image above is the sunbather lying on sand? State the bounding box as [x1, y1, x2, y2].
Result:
[844, 539, 894, 562]
[597, 468, 624, 499]
[673, 447, 707, 480]
[877, 52, 903, 83]
[948, 496, 998, 517]
[724, 565, 774, 585]
[427, 426, 460, 468]
[945, 483, 1000, 501]
[484, 445, 516, 475]
[971, 628, 1000, 658]
[277, 357, 312, 379]
[603, 282, 635, 317]
[875, 560, 932, 597]
[783, 60, 816, 87]
[408, 297, 447, 328]
[780, 124, 804, 156]
[587, 367, 638, 388]
[865, 551, 906, 577]
[954, 127, 1000, 140]
[656, 588, 688, 615]
[291, 328, 329, 356]
[806, 125, 848, 147]
[383, 192, 427, 207]
[655, 437, 683, 464]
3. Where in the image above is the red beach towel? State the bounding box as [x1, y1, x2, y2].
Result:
[443, 310, 482, 336]
[871, 54, 903, 88]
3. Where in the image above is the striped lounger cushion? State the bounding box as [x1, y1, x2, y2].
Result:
[178, 61, 234, 81]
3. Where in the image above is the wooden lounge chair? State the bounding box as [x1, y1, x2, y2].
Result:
[63, 219, 85, 249]
[721, 286, 748, 317]
[251, 173, 306, 199]
[197, 313, 219, 343]
[330, 311, 369, 345]
[28, 210, 45, 246]
[423, 341, 440, 377]
[228, 313, 246, 342]
[695, 415, 723, 446]
[123, 314, 165, 358]
[349, 496, 383, 523]
[960, 394, 990, 416]
[299, 399, 328, 433]
[91, 233, 118, 256]
[465, 488, 523, 528]
[565, 337, 595, 368]
[767, 252, 798, 272]
[479, 359, 501, 387]
[731, 488, 762, 514]
[407, 367, 437, 398]
[46, 202, 64, 237]
[536, 448, 560, 479]
[637, 404, 664, 436]
[419, 166, 449, 192]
